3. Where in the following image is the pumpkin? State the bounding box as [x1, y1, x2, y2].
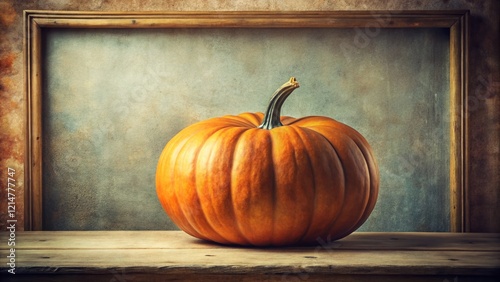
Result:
[156, 77, 379, 246]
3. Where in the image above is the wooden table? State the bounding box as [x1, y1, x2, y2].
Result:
[1, 231, 499, 281]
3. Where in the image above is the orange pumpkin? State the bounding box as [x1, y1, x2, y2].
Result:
[156, 77, 379, 246]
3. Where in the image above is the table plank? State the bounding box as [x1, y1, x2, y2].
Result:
[2, 274, 498, 282]
[2, 231, 499, 251]
[3, 249, 499, 276]
[0, 231, 499, 280]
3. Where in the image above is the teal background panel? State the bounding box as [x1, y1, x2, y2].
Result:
[42, 27, 449, 231]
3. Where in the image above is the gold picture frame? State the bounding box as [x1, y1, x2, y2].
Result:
[24, 10, 469, 231]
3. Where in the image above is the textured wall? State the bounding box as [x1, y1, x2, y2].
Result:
[0, 0, 498, 232]
[41, 27, 450, 231]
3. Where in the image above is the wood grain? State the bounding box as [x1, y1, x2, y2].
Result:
[449, 10, 469, 233]
[7, 231, 500, 251]
[26, 10, 467, 28]
[0, 231, 498, 281]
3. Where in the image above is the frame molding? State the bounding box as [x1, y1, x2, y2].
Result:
[23, 10, 469, 231]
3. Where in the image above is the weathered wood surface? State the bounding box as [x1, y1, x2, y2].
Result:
[1, 231, 499, 281]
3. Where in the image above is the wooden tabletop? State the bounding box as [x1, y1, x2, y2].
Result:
[1, 231, 499, 281]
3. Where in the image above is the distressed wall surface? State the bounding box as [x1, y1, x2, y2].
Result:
[41, 28, 449, 231]
[0, 0, 498, 232]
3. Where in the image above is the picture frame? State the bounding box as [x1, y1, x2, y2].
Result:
[23, 10, 469, 232]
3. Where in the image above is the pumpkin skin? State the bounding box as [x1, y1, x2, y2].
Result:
[156, 78, 379, 246]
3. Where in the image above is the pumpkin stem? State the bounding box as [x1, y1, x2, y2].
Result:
[258, 77, 300, 130]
